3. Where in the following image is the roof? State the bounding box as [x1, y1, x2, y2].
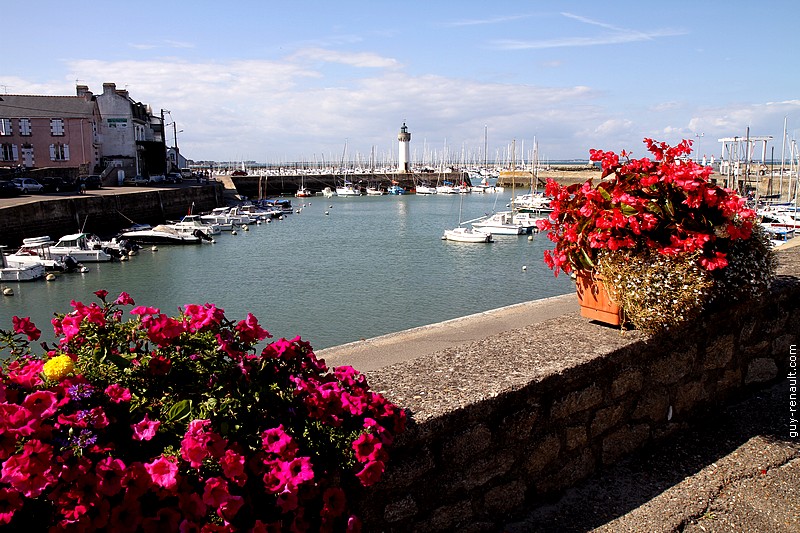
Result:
[0, 95, 97, 118]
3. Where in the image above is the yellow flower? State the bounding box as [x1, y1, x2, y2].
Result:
[42, 355, 74, 381]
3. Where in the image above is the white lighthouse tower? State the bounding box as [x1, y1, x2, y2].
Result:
[397, 122, 411, 173]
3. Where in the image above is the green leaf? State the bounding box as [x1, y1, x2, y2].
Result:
[165, 399, 192, 422]
[598, 186, 612, 201]
[620, 203, 638, 217]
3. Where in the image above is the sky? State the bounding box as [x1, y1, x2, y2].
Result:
[3, 1, 799, 166]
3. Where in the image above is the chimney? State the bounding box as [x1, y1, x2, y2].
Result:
[102, 83, 116, 95]
[76, 85, 93, 101]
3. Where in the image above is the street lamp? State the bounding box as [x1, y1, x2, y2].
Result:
[694, 132, 704, 163]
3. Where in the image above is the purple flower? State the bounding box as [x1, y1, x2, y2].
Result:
[68, 383, 94, 401]
[69, 429, 97, 449]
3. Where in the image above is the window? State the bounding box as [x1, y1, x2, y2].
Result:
[1, 143, 18, 161]
[0, 119, 11, 136]
[19, 118, 31, 136]
[50, 119, 64, 136]
[49, 143, 69, 161]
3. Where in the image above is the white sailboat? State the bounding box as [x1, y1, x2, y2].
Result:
[442, 190, 493, 243]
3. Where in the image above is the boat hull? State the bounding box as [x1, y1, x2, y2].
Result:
[442, 228, 493, 243]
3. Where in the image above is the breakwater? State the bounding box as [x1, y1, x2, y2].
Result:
[0, 184, 224, 247]
[228, 171, 469, 198]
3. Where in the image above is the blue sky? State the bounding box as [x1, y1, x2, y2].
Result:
[4, 1, 798, 165]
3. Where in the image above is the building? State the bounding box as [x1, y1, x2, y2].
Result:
[398, 122, 411, 173]
[91, 83, 167, 183]
[0, 84, 171, 183]
[0, 91, 100, 175]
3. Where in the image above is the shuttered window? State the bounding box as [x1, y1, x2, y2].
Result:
[49, 143, 69, 161]
[0, 119, 11, 136]
[1, 143, 17, 161]
[19, 118, 31, 136]
[50, 119, 64, 136]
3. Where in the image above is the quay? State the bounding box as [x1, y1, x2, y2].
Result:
[0, 181, 225, 248]
[319, 240, 800, 532]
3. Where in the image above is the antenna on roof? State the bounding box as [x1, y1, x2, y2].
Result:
[0, 85, 10, 94]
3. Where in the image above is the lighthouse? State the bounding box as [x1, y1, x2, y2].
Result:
[397, 122, 411, 173]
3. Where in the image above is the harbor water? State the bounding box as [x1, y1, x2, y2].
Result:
[0, 192, 574, 350]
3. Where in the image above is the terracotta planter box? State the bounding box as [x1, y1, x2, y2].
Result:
[575, 272, 622, 326]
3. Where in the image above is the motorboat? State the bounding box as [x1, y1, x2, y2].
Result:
[415, 184, 437, 195]
[51, 233, 113, 262]
[512, 211, 545, 233]
[201, 207, 253, 229]
[471, 212, 526, 235]
[336, 183, 362, 197]
[0, 246, 46, 281]
[296, 187, 313, 198]
[258, 198, 294, 215]
[118, 224, 202, 244]
[513, 192, 554, 213]
[366, 186, 386, 196]
[442, 226, 493, 243]
[387, 185, 406, 195]
[322, 187, 336, 198]
[167, 215, 221, 235]
[4, 236, 80, 271]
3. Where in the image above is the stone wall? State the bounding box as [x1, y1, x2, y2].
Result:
[0, 184, 223, 247]
[351, 247, 799, 532]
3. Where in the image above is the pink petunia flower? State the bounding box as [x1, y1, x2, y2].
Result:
[105, 383, 132, 403]
[11, 316, 41, 341]
[113, 291, 135, 306]
[132, 414, 160, 441]
[144, 455, 179, 491]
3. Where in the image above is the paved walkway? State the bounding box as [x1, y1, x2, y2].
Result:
[319, 240, 800, 532]
[504, 380, 799, 532]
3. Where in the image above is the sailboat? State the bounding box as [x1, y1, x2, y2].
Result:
[296, 174, 312, 197]
[469, 140, 531, 235]
[442, 191, 493, 243]
[335, 140, 362, 196]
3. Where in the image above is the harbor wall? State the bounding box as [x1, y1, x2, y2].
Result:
[0, 184, 224, 247]
[351, 246, 800, 531]
[229, 171, 468, 198]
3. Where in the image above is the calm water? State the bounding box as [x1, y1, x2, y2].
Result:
[0, 193, 573, 350]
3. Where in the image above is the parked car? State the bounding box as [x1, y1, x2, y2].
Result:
[40, 176, 78, 193]
[11, 177, 44, 194]
[148, 174, 165, 184]
[122, 175, 149, 186]
[165, 172, 183, 184]
[79, 175, 103, 190]
[0, 180, 21, 197]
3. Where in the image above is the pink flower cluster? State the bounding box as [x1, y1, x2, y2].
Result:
[0, 291, 407, 532]
[537, 138, 757, 276]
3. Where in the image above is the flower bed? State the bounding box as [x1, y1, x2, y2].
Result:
[0, 291, 406, 531]
[537, 139, 776, 333]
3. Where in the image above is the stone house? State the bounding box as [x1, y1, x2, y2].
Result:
[0, 84, 169, 182]
[0, 91, 100, 176]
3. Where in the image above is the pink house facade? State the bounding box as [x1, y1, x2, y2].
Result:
[0, 92, 100, 174]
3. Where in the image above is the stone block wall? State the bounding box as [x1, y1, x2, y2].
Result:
[352, 248, 799, 532]
[0, 184, 223, 246]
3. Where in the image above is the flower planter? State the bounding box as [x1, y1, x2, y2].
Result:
[575, 271, 622, 326]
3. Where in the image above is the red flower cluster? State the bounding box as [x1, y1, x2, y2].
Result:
[0, 291, 406, 532]
[537, 138, 756, 276]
